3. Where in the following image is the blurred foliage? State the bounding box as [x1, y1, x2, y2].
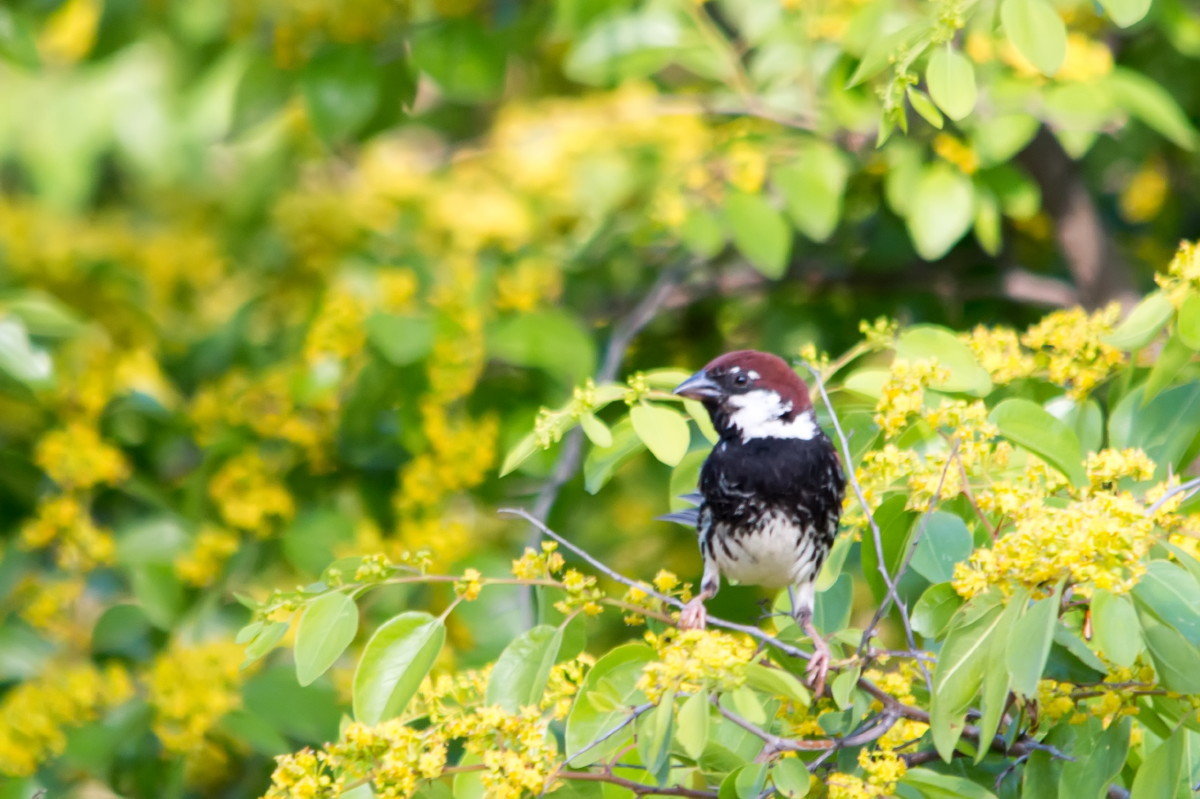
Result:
[0, 0, 1199, 796]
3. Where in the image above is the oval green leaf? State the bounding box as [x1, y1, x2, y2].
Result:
[773, 141, 850, 242]
[1005, 583, 1063, 697]
[989, 398, 1086, 486]
[676, 691, 710, 760]
[906, 163, 974, 261]
[353, 611, 445, 725]
[725, 191, 791, 279]
[294, 591, 358, 686]
[1098, 0, 1151, 26]
[486, 624, 564, 712]
[1103, 290, 1173, 350]
[896, 325, 992, 395]
[1177, 293, 1200, 350]
[565, 642, 654, 766]
[926, 46, 976, 121]
[580, 413, 613, 448]
[630, 403, 691, 466]
[1001, 0, 1067, 76]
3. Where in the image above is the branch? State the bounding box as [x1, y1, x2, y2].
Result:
[1147, 476, 1200, 515]
[558, 771, 715, 798]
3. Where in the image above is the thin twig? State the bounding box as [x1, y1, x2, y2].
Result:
[560, 702, 655, 767]
[557, 771, 715, 798]
[799, 362, 927, 678]
[502, 507, 817, 661]
[1147, 476, 1200, 515]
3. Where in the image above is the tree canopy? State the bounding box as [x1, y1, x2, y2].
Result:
[1, 0, 1200, 798]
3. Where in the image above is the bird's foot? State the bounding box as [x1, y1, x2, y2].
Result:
[679, 598, 708, 630]
[805, 643, 831, 698]
[800, 616, 832, 697]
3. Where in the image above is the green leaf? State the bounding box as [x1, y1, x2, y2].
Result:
[1129, 726, 1185, 799]
[973, 189, 1002, 256]
[584, 418, 646, 493]
[637, 691, 674, 783]
[907, 87, 944, 129]
[1142, 332, 1191, 403]
[490, 310, 597, 384]
[1177, 293, 1200, 350]
[896, 325, 992, 395]
[902, 766, 999, 799]
[906, 163, 974, 260]
[630, 404, 690, 466]
[676, 691, 710, 760]
[411, 19, 506, 101]
[910, 512, 974, 584]
[926, 46, 976, 121]
[0, 8, 39, 68]
[294, 592, 358, 687]
[989, 398, 1086, 486]
[847, 23, 926, 87]
[243, 621, 289, 666]
[725, 191, 791, 278]
[0, 316, 52, 389]
[771, 758, 811, 798]
[1103, 291, 1174, 350]
[580, 413, 613, 448]
[1107, 67, 1199, 150]
[976, 591, 1024, 762]
[366, 314, 434, 366]
[773, 141, 850, 242]
[486, 624, 564, 712]
[1133, 560, 1200, 644]
[301, 44, 380, 144]
[1141, 618, 1200, 694]
[930, 599, 1006, 760]
[353, 611, 445, 725]
[1098, 0, 1151, 26]
[744, 663, 811, 707]
[1000, 0, 1067, 76]
[564, 9, 682, 85]
[911, 582, 964, 638]
[500, 432, 540, 477]
[1091, 589, 1142, 668]
[1006, 582, 1063, 697]
[566, 643, 654, 766]
[1057, 716, 1131, 799]
[1108, 382, 1200, 478]
[681, 207, 726, 257]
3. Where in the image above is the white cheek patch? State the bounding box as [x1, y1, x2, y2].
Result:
[726, 390, 817, 442]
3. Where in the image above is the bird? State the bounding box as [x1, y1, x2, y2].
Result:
[667, 350, 846, 694]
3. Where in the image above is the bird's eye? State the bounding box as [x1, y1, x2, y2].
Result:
[733, 373, 749, 386]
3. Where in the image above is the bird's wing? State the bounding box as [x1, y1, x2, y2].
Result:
[657, 508, 700, 527]
[656, 492, 704, 527]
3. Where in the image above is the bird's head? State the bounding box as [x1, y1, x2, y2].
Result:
[672, 350, 817, 442]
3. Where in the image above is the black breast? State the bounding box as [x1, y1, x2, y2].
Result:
[699, 434, 846, 543]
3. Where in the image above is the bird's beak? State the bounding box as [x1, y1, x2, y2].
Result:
[673, 370, 722, 400]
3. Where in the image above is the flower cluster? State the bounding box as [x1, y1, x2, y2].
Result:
[0, 661, 133, 777]
[873, 359, 950, 438]
[638, 628, 757, 702]
[1155, 240, 1200, 304]
[953, 490, 1155, 598]
[1021, 305, 1124, 397]
[145, 641, 247, 756]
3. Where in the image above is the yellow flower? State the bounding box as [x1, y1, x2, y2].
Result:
[1119, 160, 1168, 224]
[1022, 305, 1124, 397]
[639, 628, 757, 701]
[0, 661, 133, 777]
[176, 527, 242, 587]
[19, 493, 115, 570]
[146, 641, 246, 755]
[209, 451, 296, 533]
[34, 421, 130, 490]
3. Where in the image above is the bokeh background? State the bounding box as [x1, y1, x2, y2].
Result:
[1, 0, 1199, 796]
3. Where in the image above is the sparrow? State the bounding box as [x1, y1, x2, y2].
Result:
[667, 350, 846, 693]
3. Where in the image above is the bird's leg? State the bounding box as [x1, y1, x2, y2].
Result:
[679, 557, 720, 631]
[789, 583, 830, 696]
